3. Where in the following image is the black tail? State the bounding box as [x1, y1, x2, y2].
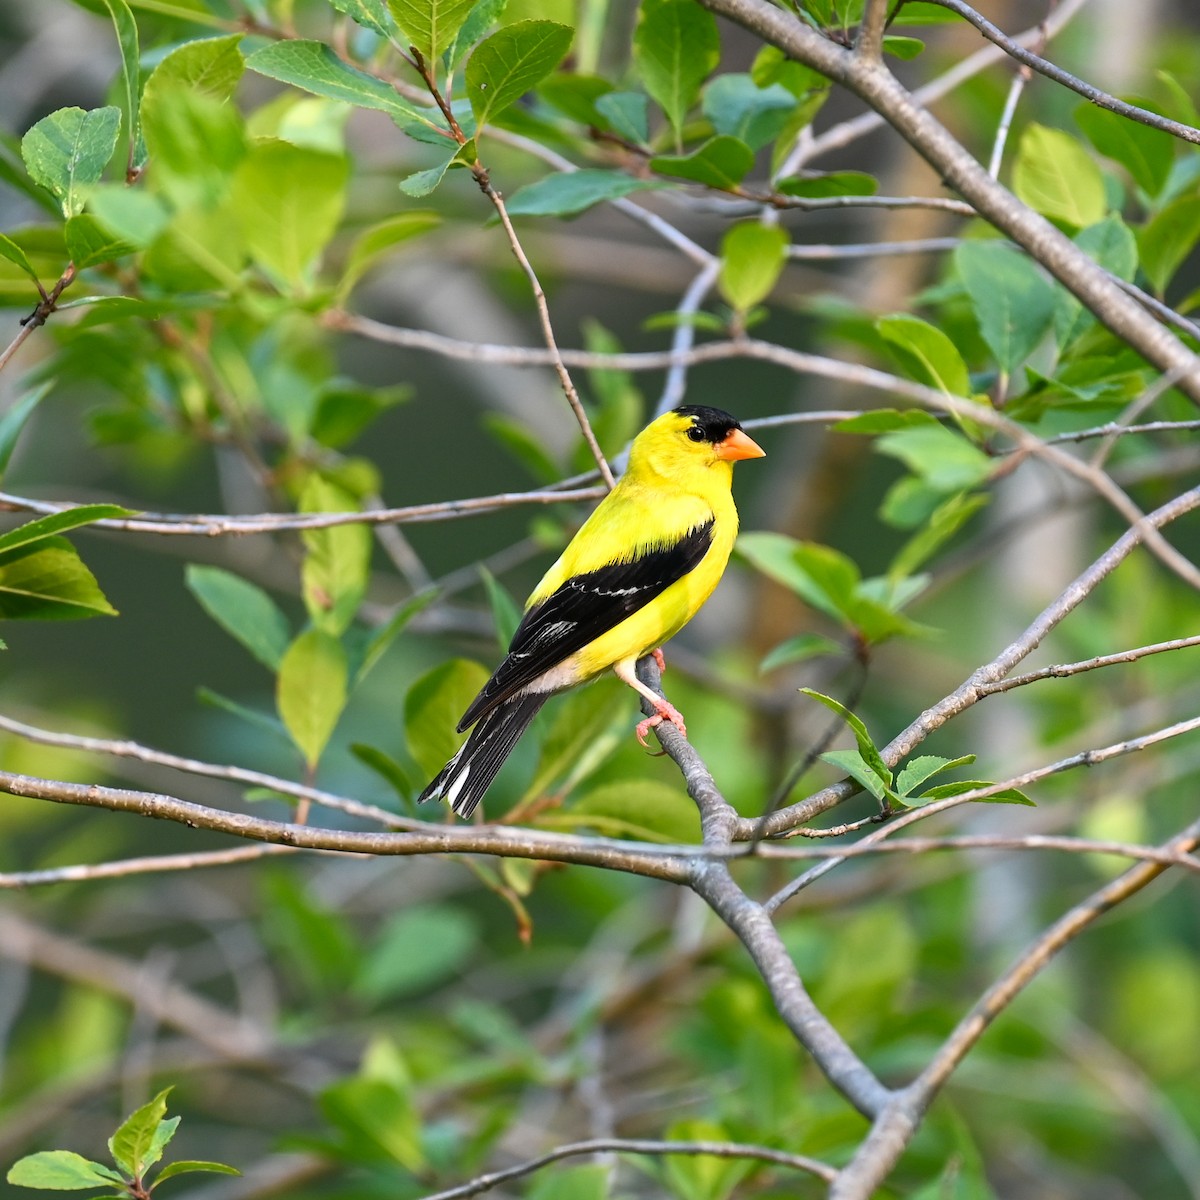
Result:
[417, 692, 548, 819]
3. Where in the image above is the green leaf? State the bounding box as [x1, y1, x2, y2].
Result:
[480, 568, 522, 649]
[505, 169, 664, 218]
[86, 187, 172, 249]
[522, 682, 620, 799]
[404, 658, 490, 778]
[719, 221, 788, 312]
[567, 779, 701, 843]
[650, 135, 754, 190]
[877, 313, 970, 397]
[277, 628, 349, 769]
[633, 0, 720, 142]
[299, 476, 371, 636]
[0, 504, 129, 555]
[776, 170, 877, 198]
[0, 381, 51, 484]
[920, 779, 1035, 805]
[351, 742, 412, 800]
[702, 74, 796, 151]
[737, 532, 851, 622]
[109, 1088, 172, 1178]
[399, 139, 476, 196]
[883, 34, 924, 58]
[94, 0, 142, 171]
[337, 211, 441, 300]
[318, 1074, 425, 1170]
[21, 106, 122, 217]
[663, 1119, 752, 1200]
[1013, 123, 1107, 228]
[64, 213, 135, 269]
[834, 409, 939, 434]
[0, 539, 117, 621]
[196, 687, 290, 742]
[357, 904, 480, 1000]
[7, 1151, 123, 1190]
[1138, 194, 1200, 294]
[888, 490, 988, 581]
[759, 632, 842, 672]
[1075, 101, 1174, 197]
[875, 425, 992, 492]
[527, 1164, 610, 1200]
[821, 748, 895, 804]
[594, 91, 649, 143]
[355, 591, 439, 686]
[466, 21, 573, 131]
[185, 564, 291, 672]
[388, 0, 477, 62]
[310, 382, 410, 448]
[954, 240, 1057, 374]
[0, 232, 42, 289]
[260, 868, 360, 992]
[801, 687, 892, 790]
[538, 73, 612, 126]
[447, 0, 509, 69]
[153, 1161, 241, 1184]
[245, 41, 434, 129]
[143, 33, 244, 103]
[143, 1116, 180, 1172]
[329, 0, 395, 37]
[140, 87, 246, 210]
[483, 414, 559, 483]
[1055, 215, 1139, 346]
[231, 139, 348, 290]
[894, 753, 975, 796]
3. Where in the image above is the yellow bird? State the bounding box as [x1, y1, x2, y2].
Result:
[419, 405, 765, 818]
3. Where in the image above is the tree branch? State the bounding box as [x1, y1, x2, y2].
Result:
[419, 1136, 836, 1200]
[753, 484, 1200, 837]
[694, 0, 1200, 404]
[830, 813, 1200, 1197]
[927, 0, 1200, 145]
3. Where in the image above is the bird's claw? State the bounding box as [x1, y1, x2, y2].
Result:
[652, 647, 667, 673]
[635, 699, 687, 748]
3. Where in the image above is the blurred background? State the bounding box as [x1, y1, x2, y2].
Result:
[1, 0, 1199, 1196]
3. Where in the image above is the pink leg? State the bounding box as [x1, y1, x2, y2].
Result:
[635, 697, 687, 748]
[613, 657, 688, 748]
[652, 647, 667, 673]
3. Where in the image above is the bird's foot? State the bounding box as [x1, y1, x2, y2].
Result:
[635, 698, 687, 748]
[652, 647, 667, 673]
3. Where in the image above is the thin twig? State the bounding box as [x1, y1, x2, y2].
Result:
[782, 0, 1095, 171]
[987, 67, 1030, 178]
[0, 767, 693, 881]
[0, 264, 76, 376]
[655, 259, 722, 417]
[753, 484, 1200, 839]
[975, 635, 1200, 696]
[0, 844, 303, 889]
[786, 237, 963, 259]
[0, 709, 415, 828]
[830, 813, 1200, 1198]
[0, 484, 607, 536]
[408, 54, 616, 489]
[419, 1137, 836, 1200]
[926, 0, 1200, 145]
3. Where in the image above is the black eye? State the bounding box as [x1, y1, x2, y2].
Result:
[686, 426, 706, 443]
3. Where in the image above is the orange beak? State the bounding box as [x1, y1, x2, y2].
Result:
[714, 427, 766, 461]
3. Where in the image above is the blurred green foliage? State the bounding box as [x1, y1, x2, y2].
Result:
[0, 0, 1198, 1197]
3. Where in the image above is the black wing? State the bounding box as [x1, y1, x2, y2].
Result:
[457, 519, 714, 731]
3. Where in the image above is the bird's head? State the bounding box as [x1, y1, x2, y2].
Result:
[629, 406, 765, 479]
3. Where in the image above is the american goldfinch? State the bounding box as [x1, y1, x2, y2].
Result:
[419, 405, 765, 819]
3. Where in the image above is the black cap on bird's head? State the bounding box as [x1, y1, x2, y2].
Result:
[672, 405, 765, 461]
